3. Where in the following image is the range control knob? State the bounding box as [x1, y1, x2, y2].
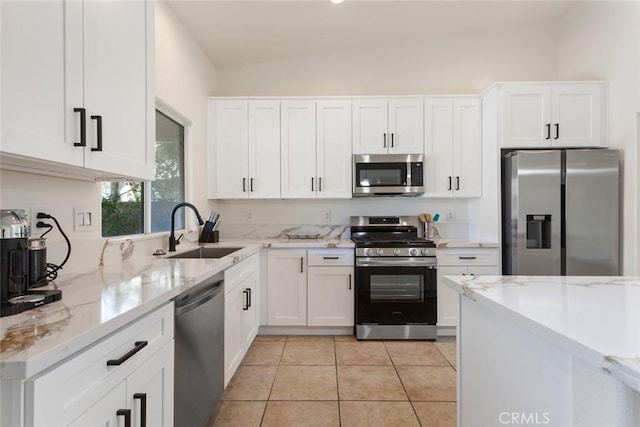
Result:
[393, 248, 401, 256]
[409, 248, 418, 256]
[376, 248, 384, 256]
[421, 248, 430, 256]
[364, 248, 373, 256]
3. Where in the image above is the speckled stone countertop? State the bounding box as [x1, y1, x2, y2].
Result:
[0, 244, 262, 379]
[443, 275, 640, 392]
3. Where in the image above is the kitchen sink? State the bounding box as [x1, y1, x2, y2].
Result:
[167, 247, 242, 259]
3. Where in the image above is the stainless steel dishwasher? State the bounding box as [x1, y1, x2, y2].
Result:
[174, 272, 224, 427]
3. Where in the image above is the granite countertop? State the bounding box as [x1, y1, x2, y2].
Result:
[443, 275, 640, 392]
[0, 244, 262, 379]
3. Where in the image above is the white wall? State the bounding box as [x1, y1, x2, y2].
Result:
[556, 1, 640, 275]
[210, 22, 559, 240]
[215, 23, 559, 96]
[156, 1, 218, 213]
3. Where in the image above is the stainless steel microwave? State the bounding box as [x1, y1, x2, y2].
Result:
[352, 154, 425, 196]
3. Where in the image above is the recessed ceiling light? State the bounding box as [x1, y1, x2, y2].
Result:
[331, 0, 344, 4]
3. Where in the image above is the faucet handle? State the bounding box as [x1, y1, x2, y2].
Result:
[175, 233, 184, 245]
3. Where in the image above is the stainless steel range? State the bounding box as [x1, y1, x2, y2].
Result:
[351, 216, 437, 340]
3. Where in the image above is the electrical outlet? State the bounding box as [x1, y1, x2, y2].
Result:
[446, 211, 456, 222]
[74, 207, 94, 232]
[29, 207, 47, 235]
[324, 210, 332, 223]
[245, 211, 252, 222]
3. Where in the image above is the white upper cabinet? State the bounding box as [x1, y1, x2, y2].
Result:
[424, 97, 481, 198]
[315, 100, 352, 198]
[281, 100, 352, 199]
[281, 100, 317, 198]
[213, 100, 280, 199]
[353, 98, 423, 154]
[0, 0, 155, 180]
[501, 82, 606, 148]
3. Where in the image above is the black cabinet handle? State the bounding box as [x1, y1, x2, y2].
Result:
[133, 393, 147, 427]
[242, 290, 249, 310]
[554, 123, 559, 140]
[300, 257, 304, 273]
[90, 115, 103, 152]
[250, 178, 254, 192]
[383, 133, 387, 148]
[247, 288, 252, 308]
[448, 176, 452, 191]
[323, 256, 339, 260]
[311, 177, 314, 192]
[318, 177, 322, 192]
[73, 108, 86, 147]
[242, 178, 246, 192]
[117, 409, 131, 427]
[546, 123, 551, 140]
[107, 341, 148, 366]
[348, 274, 352, 290]
[458, 256, 477, 260]
[391, 133, 394, 148]
[456, 176, 460, 191]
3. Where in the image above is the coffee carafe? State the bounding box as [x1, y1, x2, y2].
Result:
[0, 209, 30, 303]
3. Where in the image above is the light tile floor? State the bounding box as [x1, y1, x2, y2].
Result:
[210, 336, 457, 427]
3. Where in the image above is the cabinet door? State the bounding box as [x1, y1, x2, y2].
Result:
[69, 382, 127, 427]
[552, 84, 604, 147]
[216, 100, 249, 198]
[316, 100, 352, 199]
[501, 85, 552, 148]
[453, 98, 482, 197]
[307, 266, 354, 327]
[0, 0, 83, 167]
[388, 99, 424, 154]
[437, 266, 467, 327]
[267, 250, 307, 325]
[352, 99, 388, 154]
[241, 271, 260, 349]
[225, 282, 245, 386]
[281, 101, 316, 198]
[424, 99, 454, 197]
[81, 0, 154, 180]
[249, 100, 281, 198]
[127, 343, 174, 427]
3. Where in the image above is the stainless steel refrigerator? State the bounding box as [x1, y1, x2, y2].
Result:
[502, 149, 619, 276]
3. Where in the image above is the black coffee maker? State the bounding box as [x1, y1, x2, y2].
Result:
[1, 209, 61, 317]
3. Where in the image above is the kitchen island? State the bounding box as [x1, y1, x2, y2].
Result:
[443, 275, 640, 427]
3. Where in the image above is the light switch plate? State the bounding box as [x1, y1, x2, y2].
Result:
[74, 207, 94, 232]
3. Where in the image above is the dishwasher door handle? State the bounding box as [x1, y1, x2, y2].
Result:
[175, 282, 223, 316]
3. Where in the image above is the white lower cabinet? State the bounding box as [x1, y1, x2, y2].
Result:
[267, 249, 354, 327]
[437, 248, 499, 329]
[224, 254, 260, 386]
[25, 303, 174, 427]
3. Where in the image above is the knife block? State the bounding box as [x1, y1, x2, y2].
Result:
[198, 228, 219, 243]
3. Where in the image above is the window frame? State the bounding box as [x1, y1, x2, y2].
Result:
[100, 102, 191, 239]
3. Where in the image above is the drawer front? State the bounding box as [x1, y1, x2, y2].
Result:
[437, 248, 499, 266]
[225, 253, 259, 292]
[28, 303, 174, 427]
[307, 249, 354, 266]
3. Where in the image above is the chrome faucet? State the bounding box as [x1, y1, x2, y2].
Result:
[169, 202, 204, 252]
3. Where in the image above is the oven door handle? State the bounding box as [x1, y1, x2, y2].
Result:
[356, 258, 436, 268]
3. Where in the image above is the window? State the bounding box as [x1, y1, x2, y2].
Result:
[101, 110, 185, 237]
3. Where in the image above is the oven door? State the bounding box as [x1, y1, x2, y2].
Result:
[355, 257, 437, 325]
